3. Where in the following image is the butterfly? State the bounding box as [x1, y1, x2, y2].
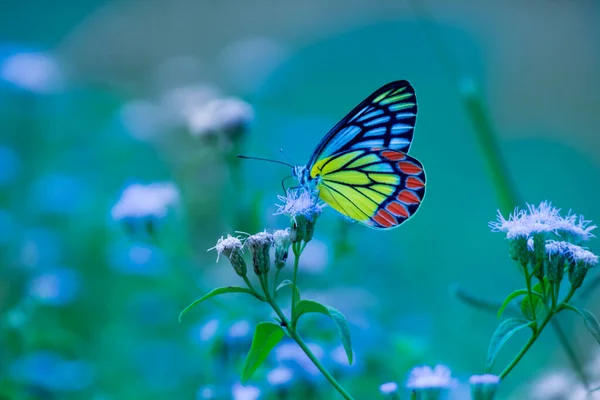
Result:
[293, 80, 426, 229]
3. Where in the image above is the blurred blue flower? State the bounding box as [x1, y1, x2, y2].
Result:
[108, 241, 167, 276]
[10, 351, 93, 391]
[0, 145, 20, 186]
[275, 340, 324, 377]
[267, 366, 294, 388]
[0, 49, 64, 94]
[231, 382, 261, 400]
[196, 385, 217, 399]
[20, 227, 62, 268]
[31, 173, 86, 215]
[28, 267, 80, 306]
[189, 318, 221, 344]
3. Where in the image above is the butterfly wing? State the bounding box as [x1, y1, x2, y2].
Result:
[307, 80, 417, 168]
[310, 148, 426, 229]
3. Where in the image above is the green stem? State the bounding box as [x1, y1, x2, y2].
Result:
[523, 265, 537, 330]
[273, 268, 282, 298]
[242, 275, 262, 299]
[260, 274, 353, 400]
[291, 242, 302, 324]
[499, 287, 576, 380]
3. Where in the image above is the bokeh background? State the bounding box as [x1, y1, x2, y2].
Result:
[1, 1, 599, 399]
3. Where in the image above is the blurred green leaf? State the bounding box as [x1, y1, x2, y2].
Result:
[486, 318, 533, 372]
[179, 286, 261, 322]
[497, 289, 529, 319]
[241, 322, 285, 383]
[562, 304, 600, 345]
[294, 299, 353, 364]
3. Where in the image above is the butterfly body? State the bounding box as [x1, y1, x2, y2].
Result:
[295, 80, 426, 230]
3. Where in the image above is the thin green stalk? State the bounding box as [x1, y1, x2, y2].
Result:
[500, 287, 576, 379]
[523, 265, 537, 330]
[291, 242, 301, 323]
[259, 273, 353, 400]
[242, 275, 261, 298]
[273, 268, 282, 298]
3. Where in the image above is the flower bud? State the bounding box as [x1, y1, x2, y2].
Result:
[245, 232, 274, 275]
[209, 234, 247, 277]
[273, 229, 291, 269]
[469, 374, 500, 400]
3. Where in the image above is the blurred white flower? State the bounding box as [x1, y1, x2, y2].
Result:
[187, 97, 254, 137]
[111, 182, 179, 220]
[1, 52, 63, 94]
[406, 364, 457, 390]
[231, 382, 260, 400]
[380, 381, 398, 394]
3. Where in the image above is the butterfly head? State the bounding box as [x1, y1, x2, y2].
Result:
[292, 165, 320, 190]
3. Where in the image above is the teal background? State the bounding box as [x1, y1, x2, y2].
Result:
[1, 1, 599, 399]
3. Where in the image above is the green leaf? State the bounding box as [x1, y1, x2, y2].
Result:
[562, 304, 600, 345]
[241, 322, 285, 382]
[485, 318, 534, 372]
[294, 299, 353, 364]
[179, 286, 260, 322]
[275, 279, 301, 300]
[497, 289, 529, 319]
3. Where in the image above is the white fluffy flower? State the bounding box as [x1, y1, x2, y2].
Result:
[209, 234, 243, 261]
[406, 364, 457, 389]
[490, 201, 596, 242]
[187, 97, 254, 137]
[111, 182, 179, 220]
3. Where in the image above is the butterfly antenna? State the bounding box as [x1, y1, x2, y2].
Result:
[237, 155, 293, 168]
[279, 148, 295, 166]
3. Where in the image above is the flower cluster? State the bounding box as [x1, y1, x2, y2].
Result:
[380, 365, 500, 400]
[210, 230, 292, 278]
[490, 201, 597, 289]
[275, 188, 325, 243]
